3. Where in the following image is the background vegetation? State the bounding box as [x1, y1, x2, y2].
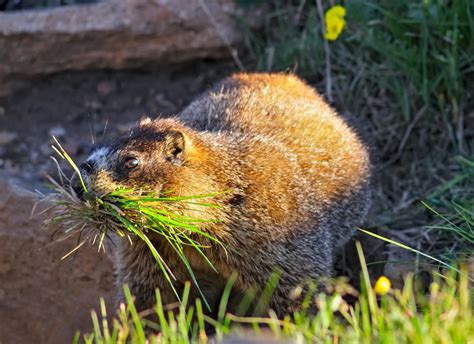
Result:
[236, 0, 474, 265]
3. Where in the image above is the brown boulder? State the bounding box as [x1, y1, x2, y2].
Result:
[0, 0, 262, 96]
[0, 181, 114, 344]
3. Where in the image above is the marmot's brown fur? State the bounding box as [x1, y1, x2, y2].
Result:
[76, 73, 371, 316]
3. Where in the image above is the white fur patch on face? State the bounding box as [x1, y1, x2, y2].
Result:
[86, 147, 111, 170]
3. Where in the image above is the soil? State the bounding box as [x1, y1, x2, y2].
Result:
[0, 60, 237, 191]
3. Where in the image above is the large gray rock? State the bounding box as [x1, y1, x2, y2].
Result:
[0, 181, 114, 344]
[0, 0, 262, 96]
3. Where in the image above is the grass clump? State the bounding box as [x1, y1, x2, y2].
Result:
[423, 156, 474, 262]
[43, 137, 227, 308]
[76, 243, 473, 344]
[239, 0, 474, 118]
[347, 0, 474, 118]
[236, 1, 324, 74]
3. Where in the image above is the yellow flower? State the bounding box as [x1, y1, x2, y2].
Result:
[374, 276, 392, 295]
[324, 5, 346, 41]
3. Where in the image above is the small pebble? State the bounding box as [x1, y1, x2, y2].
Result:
[154, 93, 177, 110]
[86, 100, 102, 110]
[96, 81, 116, 96]
[49, 125, 66, 138]
[0, 130, 17, 145]
[134, 96, 143, 105]
[40, 143, 52, 156]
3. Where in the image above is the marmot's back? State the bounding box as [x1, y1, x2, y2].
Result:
[180, 73, 370, 204]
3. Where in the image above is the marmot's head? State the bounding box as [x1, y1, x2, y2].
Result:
[72, 118, 213, 198]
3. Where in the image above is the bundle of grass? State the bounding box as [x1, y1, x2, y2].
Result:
[42, 137, 228, 307]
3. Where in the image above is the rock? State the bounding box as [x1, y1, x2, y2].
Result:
[154, 93, 178, 111]
[0, 130, 17, 144]
[0, 181, 114, 344]
[96, 81, 116, 96]
[85, 99, 102, 110]
[48, 125, 66, 138]
[0, 0, 264, 96]
[39, 143, 52, 156]
[133, 96, 143, 105]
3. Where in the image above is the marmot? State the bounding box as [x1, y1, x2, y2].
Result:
[74, 73, 371, 316]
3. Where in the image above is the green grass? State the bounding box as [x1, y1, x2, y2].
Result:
[239, 0, 474, 118]
[347, 0, 473, 117]
[236, 1, 324, 74]
[75, 243, 472, 344]
[423, 156, 474, 261]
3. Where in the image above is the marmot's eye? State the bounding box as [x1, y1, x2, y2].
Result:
[124, 157, 140, 170]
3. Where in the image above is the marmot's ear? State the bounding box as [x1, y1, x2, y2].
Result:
[164, 131, 185, 164]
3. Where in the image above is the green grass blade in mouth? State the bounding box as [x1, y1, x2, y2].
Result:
[111, 209, 182, 302]
[162, 230, 212, 311]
